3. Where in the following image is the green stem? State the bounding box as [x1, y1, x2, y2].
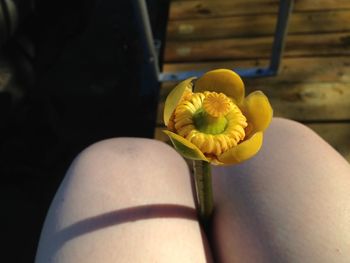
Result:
[193, 160, 214, 224]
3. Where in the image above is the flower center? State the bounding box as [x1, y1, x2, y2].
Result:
[192, 92, 232, 134]
[193, 109, 228, 135]
[172, 91, 248, 158]
[203, 92, 232, 117]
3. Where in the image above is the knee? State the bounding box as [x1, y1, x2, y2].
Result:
[212, 118, 350, 262]
[62, 137, 193, 206]
[268, 117, 319, 141]
[263, 117, 334, 155]
[68, 137, 189, 183]
[72, 137, 184, 175]
[75, 137, 184, 170]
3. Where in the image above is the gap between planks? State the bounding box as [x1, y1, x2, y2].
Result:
[166, 9, 350, 40]
[158, 56, 350, 122]
[165, 32, 350, 62]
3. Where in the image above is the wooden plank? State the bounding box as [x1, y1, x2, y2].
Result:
[169, 0, 350, 20]
[165, 37, 274, 62]
[156, 81, 350, 124]
[159, 57, 350, 125]
[165, 32, 350, 62]
[246, 82, 350, 121]
[170, 0, 279, 20]
[163, 56, 350, 84]
[164, 58, 268, 72]
[154, 123, 350, 163]
[167, 10, 350, 40]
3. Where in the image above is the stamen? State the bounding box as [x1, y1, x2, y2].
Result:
[173, 90, 248, 159]
[203, 92, 232, 117]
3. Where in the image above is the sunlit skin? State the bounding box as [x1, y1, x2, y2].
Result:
[34, 69, 350, 262]
[163, 69, 273, 165]
[35, 119, 350, 262]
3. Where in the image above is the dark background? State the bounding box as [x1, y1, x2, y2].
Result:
[0, 0, 170, 261]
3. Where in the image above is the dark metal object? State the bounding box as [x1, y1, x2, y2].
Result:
[135, 0, 294, 83]
[133, 0, 160, 78]
[159, 68, 277, 82]
[269, 0, 294, 74]
[132, 0, 161, 95]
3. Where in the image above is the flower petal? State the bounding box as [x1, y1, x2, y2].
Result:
[217, 132, 263, 165]
[163, 77, 195, 126]
[163, 130, 208, 162]
[242, 91, 273, 133]
[194, 69, 245, 103]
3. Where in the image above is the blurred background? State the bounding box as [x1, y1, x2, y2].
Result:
[1, 0, 349, 262]
[1, 0, 169, 261]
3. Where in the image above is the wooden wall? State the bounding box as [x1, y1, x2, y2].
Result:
[155, 0, 350, 162]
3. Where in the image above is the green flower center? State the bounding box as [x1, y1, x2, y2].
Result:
[193, 109, 228, 134]
[172, 91, 248, 157]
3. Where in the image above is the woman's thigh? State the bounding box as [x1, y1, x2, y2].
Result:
[212, 118, 350, 263]
[35, 138, 213, 263]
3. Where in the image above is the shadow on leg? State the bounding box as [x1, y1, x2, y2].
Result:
[35, 138, 213, 263]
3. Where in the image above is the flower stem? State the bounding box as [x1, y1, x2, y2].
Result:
[193, 160, 214, 224]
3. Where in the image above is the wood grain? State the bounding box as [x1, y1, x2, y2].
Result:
[157, 0, 350, 162]
[165, 32, 350, 62]
[169, 0, 350, 20]
[167, 10, 350, 40]
[156, 81, 350, 124]
[163, 56, 350, 84]
[158, 56, 350, 123]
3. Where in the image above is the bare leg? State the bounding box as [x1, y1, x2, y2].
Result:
[35, 138, 213, 263]
[212, 118, 350, 263]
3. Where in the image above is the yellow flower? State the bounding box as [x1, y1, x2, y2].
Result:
[163, 69, 273, 165]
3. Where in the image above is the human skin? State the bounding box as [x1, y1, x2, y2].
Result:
[211, 118, 350, 262]
[35, 118, 350, 262]
[35, 138, 213, 263]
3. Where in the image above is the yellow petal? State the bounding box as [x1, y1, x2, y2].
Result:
[163, 130, 209, 162]
[163, 77, 195, 126]
[194, 69, 245, 103]
[242, 91, 273, 133]
[217, 132, 263, 165]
